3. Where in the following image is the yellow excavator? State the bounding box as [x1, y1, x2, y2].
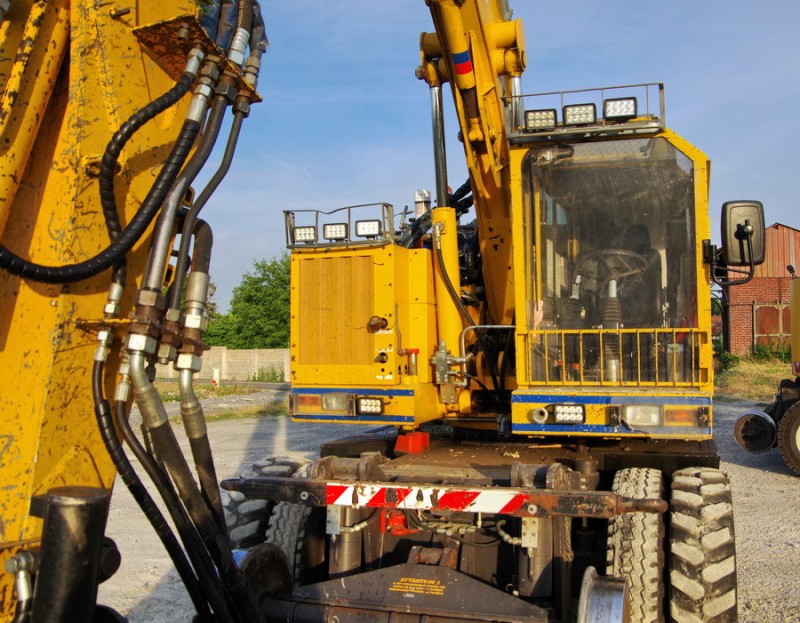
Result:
[0, 1, 764, 622]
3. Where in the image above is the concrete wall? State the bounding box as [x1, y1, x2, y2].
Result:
[157, 347, 290, 381]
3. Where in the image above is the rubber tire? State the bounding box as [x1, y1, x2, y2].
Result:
[669, 467, 737, 622]
[223, 456, 309, 549]
[606, 467, 664, 623]
[777, 403, 800, 475]
[264, 462, 327, 585]
[265, 499, 313, 582]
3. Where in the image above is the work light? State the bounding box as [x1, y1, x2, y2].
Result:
[524, 108, 557, 131]
[563, 103, 596, 126]
[293, 226, 316, 244]
[323, 223, 348, 241]
[355, 220, 382, 239]
[603, 97, 637, 121]
[554, 404, 585, 423]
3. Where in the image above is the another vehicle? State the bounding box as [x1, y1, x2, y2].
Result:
[225, 3, 764, 623]
[734, 266, 800, 475]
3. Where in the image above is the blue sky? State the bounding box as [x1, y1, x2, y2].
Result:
[203, 1, 800, 311]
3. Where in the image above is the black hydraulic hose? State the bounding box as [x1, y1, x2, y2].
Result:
[216, 0, 237, 50]
[91, 362, 213, 623]
[146, 422, 267, 623]
[236, 0, 253, 32]
[100, 72, 197, 287]
[99, 72, 196, 243]
[143, 94, 227, 292]
[434, 243, 473, 328]
[0, 117, 201, 284]
[250, 1, 267, 53]
[181, 221, 226, 532]
[433, 241, 505, 397]
[169, 110, 245, 310]
[112, 401, 235, 623]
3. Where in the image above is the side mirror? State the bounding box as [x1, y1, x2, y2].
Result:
[721, 200, 765, 266]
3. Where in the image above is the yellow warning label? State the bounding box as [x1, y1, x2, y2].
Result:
[389, 577, 446, 596]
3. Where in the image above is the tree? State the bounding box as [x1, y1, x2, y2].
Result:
[206, 254, 290, 349]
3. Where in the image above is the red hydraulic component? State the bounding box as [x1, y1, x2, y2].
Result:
[380, 509, 417, 536]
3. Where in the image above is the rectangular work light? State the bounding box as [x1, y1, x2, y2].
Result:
[554, 404, 585, 423]
[357, 397, 384, 415]
[292, 225, 317, 244]
[563, 103, 596, 126]
[524, 108, 557, 131]
[322, 223, 348, 241]
[603, 97, 637, 121]
[355, 219, 382, 239]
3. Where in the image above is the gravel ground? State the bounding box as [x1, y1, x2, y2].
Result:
[96, 392, 800, 622]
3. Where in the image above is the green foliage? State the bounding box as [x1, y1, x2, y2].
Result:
[751, 342, 791, 363]
[206, 254, 290, 349]
[249, 365, 285, 383]
[713, 341, 741, 371]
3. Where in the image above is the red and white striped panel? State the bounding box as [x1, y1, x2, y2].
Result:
[326, 483, 531, 514]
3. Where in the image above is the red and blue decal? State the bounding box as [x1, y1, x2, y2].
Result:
[452, 49, 473, 75]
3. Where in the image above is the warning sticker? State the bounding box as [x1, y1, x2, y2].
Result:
[389, 577, 446, 596]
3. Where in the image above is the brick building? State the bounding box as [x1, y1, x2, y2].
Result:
[724, 223, 799, 355]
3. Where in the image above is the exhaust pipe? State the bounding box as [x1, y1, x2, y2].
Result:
[734, 410, 777, 453]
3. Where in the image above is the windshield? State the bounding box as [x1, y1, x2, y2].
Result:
[526, 138, 697, 333]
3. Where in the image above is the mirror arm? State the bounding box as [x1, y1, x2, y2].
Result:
[711, 235, 756, 287]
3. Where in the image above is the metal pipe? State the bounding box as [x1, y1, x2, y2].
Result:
[29, 487, 110, 623]
[129, 350, 169, 429]
[430, 85, 449, 208]
[142, 86, 226, 292]
[169, 106, 245, 310]
[510, 75, 522, 131]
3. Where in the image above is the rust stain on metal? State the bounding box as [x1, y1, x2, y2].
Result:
[133, 15, 261, 102]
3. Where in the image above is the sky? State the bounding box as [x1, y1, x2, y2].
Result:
[200, 1, 800, 312]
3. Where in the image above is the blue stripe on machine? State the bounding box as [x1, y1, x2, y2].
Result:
[292, 388, 415, 397]
[294, 414, 414, 423]
[511, 394, 711, 406]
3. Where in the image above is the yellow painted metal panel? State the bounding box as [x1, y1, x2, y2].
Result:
[0, 2, 196, 618]
[297, 254, 375, 366]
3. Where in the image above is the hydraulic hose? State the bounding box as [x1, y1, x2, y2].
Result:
[91, 362, 213, 623]
[145, 418, 266, 623]
[111, 399, 235, 623]
[169, 109, 245, 310]
[176, 220, 226, 532]
[0, 49, 203, 284]
[0, 117, 201, 284]
[215, 0, 237, 51]
[128, 351, 265, 623]
[143, 93, 227, 292]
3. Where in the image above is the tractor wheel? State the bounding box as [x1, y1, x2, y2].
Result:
[264, 462, 326, 585]
[777, 403, 800, 475]
[606, 467, 664, 623]
[669, 467, 737, 622]
[223, 456, 310, 549]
